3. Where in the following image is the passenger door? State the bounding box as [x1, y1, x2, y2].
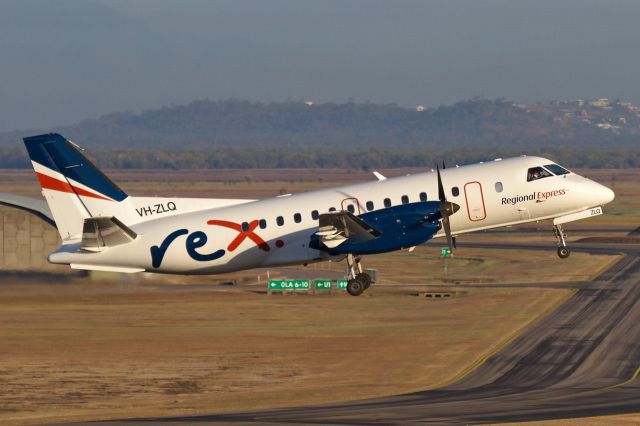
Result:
[464, 182, 487, 221]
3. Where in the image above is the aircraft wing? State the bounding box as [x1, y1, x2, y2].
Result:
[0, 192, 55, 227]
[316, 210, 382, 248]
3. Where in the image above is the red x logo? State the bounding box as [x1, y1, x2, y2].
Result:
[207, 219, 270, 252]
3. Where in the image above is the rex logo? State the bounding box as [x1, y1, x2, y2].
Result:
[150, 219, 270, 268]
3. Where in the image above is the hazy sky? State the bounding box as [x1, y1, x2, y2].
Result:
[1, 0, 639, 132]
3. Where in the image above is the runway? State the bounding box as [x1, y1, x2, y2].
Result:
[69, 242, 640, 425]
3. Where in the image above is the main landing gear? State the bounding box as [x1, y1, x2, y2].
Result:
[345, 253, 372, 296]
[553, 224, 571, 259]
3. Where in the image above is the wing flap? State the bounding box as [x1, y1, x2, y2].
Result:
[316, 211, 381, 248]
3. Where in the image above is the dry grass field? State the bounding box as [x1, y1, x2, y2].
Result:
[0, 278, 572, 425]
[0, 166, 637, 425]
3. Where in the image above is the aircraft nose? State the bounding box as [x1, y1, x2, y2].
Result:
[595, 183, 615, 205]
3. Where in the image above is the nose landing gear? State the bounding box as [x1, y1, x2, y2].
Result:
[553, 224, 571, 259]
[346, 253, 372, 296]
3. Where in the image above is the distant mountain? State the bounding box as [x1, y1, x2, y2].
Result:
[1, 98, 638, 168]
[2, 98, 639, 150]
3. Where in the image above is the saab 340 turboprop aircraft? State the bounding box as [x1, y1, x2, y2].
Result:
[2, 133, 615, 296]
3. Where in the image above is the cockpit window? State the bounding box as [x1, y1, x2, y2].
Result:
[544, 164, 570, 176]
[527, 166, 553, 182]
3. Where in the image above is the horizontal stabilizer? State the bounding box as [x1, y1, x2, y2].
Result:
[0, 192, 55, 226]
[81, 216, 137, 251]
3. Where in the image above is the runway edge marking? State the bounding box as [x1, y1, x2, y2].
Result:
[611, 364, 640, 389]
[433, 288, 579, 389]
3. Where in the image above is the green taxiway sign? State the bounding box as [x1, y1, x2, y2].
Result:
[268, 279, 311, 291]
[441, 247, 452, 258]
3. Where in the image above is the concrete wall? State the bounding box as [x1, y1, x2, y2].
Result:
[0, 206, 67, 272]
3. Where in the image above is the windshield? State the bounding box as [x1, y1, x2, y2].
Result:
[527, 166, 553, 182]
[544, 163, 571, 176]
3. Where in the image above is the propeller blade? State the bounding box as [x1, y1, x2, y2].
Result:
[437, 165, 446, 202]
[442, 160, 446, 170]
[442, 215, 454, 254]
[436, 164, 457, 255]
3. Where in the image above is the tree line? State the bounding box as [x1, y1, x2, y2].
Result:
[1, 146, 638, 169]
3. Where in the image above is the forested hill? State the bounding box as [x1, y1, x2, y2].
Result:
[0, 98, 639, 168]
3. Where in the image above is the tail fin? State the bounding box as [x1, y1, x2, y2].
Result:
[23, 133, 130, 242]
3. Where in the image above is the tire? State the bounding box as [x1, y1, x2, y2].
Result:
[557, 246, 571, 259]
[356, 273, 372, 289]
[347, 278, 366, 296]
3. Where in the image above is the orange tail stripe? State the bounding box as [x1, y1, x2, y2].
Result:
[36, 172, 73, 193]
[36, 172, 112, 201]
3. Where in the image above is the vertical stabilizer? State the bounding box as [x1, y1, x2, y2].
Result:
[23, 133, 130, 242]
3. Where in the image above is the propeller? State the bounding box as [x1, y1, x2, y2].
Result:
[437, 165, 460, 255]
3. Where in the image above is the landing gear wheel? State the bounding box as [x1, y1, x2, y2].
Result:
[356, 273, 372, 289]
[347, 278, 366, 296]
[553, 225, 570, 260]
[557, 246, 571, 259]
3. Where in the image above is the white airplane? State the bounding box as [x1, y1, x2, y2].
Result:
[4, 133, 615, 296]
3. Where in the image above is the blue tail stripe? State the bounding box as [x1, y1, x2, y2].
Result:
[23, 133, 128, 202]
[23, 134, 62, 173]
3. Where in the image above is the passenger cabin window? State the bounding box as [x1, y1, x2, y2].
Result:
[384, 198, 392, 208]
[527, 166, 553, 182]
[401, 195, 409, 204]
[419, 192, 427, 202]
[452, 187, 460, 197]
[276, 216, 284, 226]
[294, 213, 301, 223]
[495, 182, 503, 193]
[311, 210, 319, 220]
[241, 222, 249, 232]
[259, 219, 267, 229]
[366, 201, 374, 211]
[544, 163, 570, 176]
[347, 204, 355, 213]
